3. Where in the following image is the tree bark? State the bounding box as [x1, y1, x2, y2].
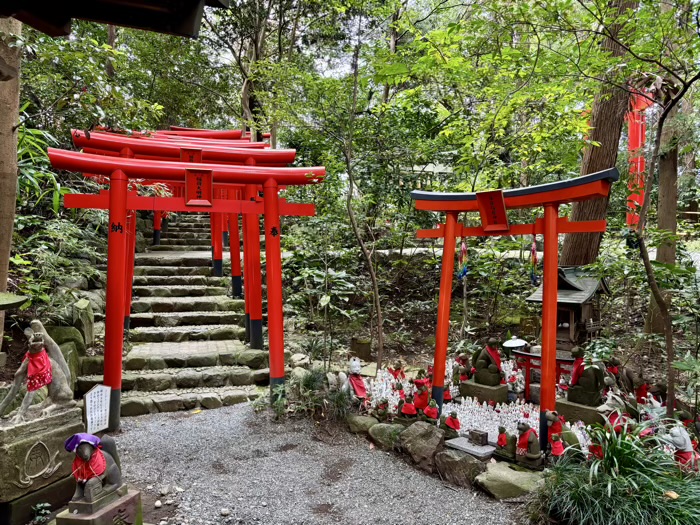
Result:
[560, 0, 636, 266]
[106, 25, 116, 78]
[0, 18, 22, 343]
[646, 106, 678, 333]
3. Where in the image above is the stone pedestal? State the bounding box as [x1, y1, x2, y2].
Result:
[0, 407, 84, 525]
[459, 380, 508, 404]
[55, 489, 143, 525]
[446, 437, 495, 461]
[556, 398, 604, 426]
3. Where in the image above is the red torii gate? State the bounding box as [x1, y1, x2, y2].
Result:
[50, 141, 325, 431]
[411, 168, 619, 451]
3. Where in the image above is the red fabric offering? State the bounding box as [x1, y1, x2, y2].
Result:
[675, 450, 700, 470]
[414, 390, 429, 410]
[388, 368, 405, 380]
[636, 383, 649, 404]
[551, 440, 565, 456]
[72, 449, 107, 482]
[486, 346, 502, 370]
[460, 373, 469, 382]
[497, 432, 507, 447]
[517, 428, 537, 455]
[348, 374, 366, 398]
[24, 350, 53, 392]
[445, 416, 460, 430]
[548, 421, 563, 443]
[570, 357, 585, 387]
[423, 406, 438, 419]
[401, 403, 417, 416]
[443, 389, 452, 401]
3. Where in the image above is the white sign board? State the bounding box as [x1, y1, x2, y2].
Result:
[85, 384, 111, 434]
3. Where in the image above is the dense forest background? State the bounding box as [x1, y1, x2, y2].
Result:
[3, 0, 700, 401]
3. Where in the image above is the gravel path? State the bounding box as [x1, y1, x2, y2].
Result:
[116, 404, 518, 525]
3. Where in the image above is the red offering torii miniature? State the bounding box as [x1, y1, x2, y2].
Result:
[411, 167, 619, 451]
[50, 133, 325, 431]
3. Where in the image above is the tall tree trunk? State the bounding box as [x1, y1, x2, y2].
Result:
[106, 25, 116, 78]
[560, 0, 636, 266]
[646, 106, 678, 333]
[0, 18, 22, 343]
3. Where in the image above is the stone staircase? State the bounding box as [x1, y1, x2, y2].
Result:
[78, 213, 276, 417]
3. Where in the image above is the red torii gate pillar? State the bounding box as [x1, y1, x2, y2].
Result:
[228, 208, 243, 298]
[414, 169, 618, 452]
[626, 93, 653, 226]
[243, 184, 264, 349]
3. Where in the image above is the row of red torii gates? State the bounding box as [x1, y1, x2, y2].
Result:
[50, 127, 326, 431]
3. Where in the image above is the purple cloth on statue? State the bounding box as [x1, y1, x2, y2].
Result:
[64, 433, 101, 452]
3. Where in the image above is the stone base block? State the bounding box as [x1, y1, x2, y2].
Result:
[56, 489, 143, 525]
[528, 383, 540, 404]
[446, 437, 495, 461]
[0, 475, 75, 525]
[69, 484, 128, 514]
[0, 407, 84, 503]
[459, 381, 508, 405]
[556, 398, 605, 426]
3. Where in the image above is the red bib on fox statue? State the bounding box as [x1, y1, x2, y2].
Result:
[24, 348, 53, 392]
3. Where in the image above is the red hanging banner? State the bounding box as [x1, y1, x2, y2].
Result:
[476, 190, 509, 232]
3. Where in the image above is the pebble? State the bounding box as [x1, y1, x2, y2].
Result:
[166, 499, 174, 505]
[220, 509, 231, 517]
[154, 500, 162, 508]
[160, 485, 171, 496]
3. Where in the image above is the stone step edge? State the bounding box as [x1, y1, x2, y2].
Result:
[120, 386, 260, 416]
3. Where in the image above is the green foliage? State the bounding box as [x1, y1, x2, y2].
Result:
[526, 419, 700, 525]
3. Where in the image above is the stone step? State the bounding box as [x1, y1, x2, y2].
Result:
[129, 311, 244, 328]
[162, 231, 211, 240]
[125, 340, 269, 370]
[134, 253, 211, 267]
[129, 324, 244, 343]
[131, 295, 243, 313]
[159, 239, 213, 246]
[133, 275, 229, 286]
[148, 245, 211, 252]
[120, 385, 260, 417]
[166, 224, 211, 231]
[132, 285, 229, 297]
[133, 266, 212, 277]
[77, 365, 258, 396]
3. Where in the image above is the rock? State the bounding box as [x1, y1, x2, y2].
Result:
[81, 355, 104, 375]
[202, 368, 228, 388]
[153, 394, 185, 413]
[369, 423, 405, 450]
[200, 393, 223, 409]
[435, 449, 486, 488]
[59, 341, 80, 392]
[237, 349, 268, 369]
[229, 367, 253, 386]
[155, 500, 162, 508]
[57, 275, 89, 290]
[220, 508, 231, 517]
[221, 391, 248, 406]
[399, 422, 445, 473]
[45, 325, 86, 355]
[160, 485, 171, 496]
[121, 397, 153, 417]
[77, 289, 106, 313]
[165, 499, 174, 505]
[187, 354, 217, 367]
[291, 367, 311, 383]
[474, 462, 544, 500]
[72, 298, 95, 347]
[346, 415, 379, 434]
[175, 369, 202, 388]
[290, 353, 310, 367]
[252, 368, 270, 385]
[136, 373, 173, 392]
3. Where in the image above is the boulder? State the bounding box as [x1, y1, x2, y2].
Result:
[174, 369, 202, 388]
[72, 298, 95, 347]
[290, 353, 310, 367]
[120, 397, 153, 417]
[200, 393, 223, 409]
[80, 356, 104, 376]
[474, 462, 544, 500]
[229, 367, 253, 386]
[46, 325, 86, 355]
[221, 391, 248, 405]
[77, 289, 106, 313]
[347, 415, 379, 434]
[202, 368, 228, 387]
[291, 367, 311, 383]
[237, 349, 268, 369]
[399, 422, 445, 473]
[135, 374, 173, 392]
[152, 394, 185, 413]
[435, 449, 486, 488]
[57, 275, 89, 290]
[369, 423, 405, 450]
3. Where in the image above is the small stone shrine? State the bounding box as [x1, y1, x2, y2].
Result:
[0, 320, 84, 525]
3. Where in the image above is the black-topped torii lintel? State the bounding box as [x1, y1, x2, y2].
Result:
[0, 0, 229, 38]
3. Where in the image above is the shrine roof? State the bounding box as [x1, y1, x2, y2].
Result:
[1, 0, 228, 38]
[526, 267, 610, 305]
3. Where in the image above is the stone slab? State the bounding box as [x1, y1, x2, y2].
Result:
[0, 475, 75, 525]
[68, 484, 128, 514]
[446, 437, 495, 461]
[556, 398, 605, 426]
[0, 407, 84, 503]
[56, 489, 142, 525]
[459, 381, 508, 404]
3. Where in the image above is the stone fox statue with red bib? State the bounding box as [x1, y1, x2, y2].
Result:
[0, 320, 75, 423]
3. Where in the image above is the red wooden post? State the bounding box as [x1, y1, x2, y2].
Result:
[540, 203, 559, 450]
[626, 94, 651, 226]
[263, 179, 285, 396]
[153, 210, 162, 245]
[431, 211, 458, 412]
[212, 212, 224, 277]
[222, 208, 230, 247]
[104, 170, 128, 431]
[241, 209, 251, 342]
[245, 184, 264, 349]
[123, 209, 137, 330]
[229, 211, 243, 297]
